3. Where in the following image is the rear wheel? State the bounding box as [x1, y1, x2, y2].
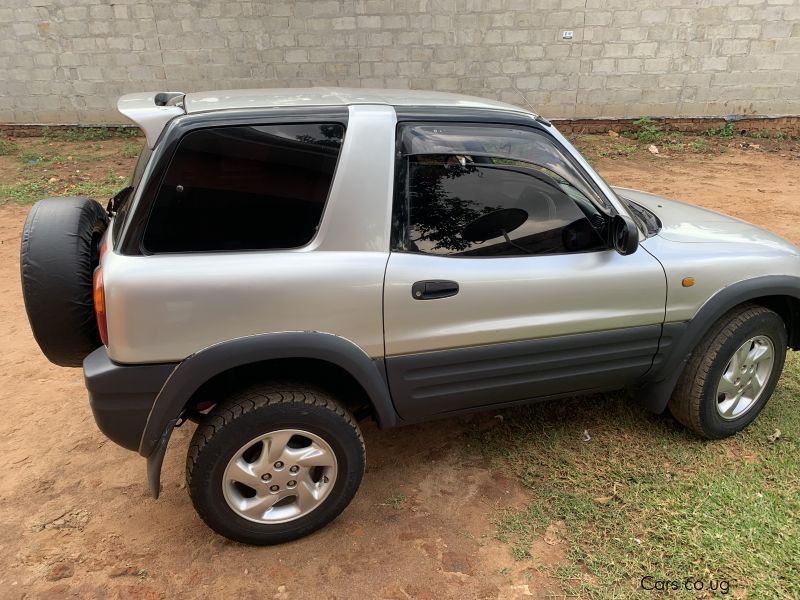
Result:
[668, 304, 786, 439]
[186, 383, 365, 545]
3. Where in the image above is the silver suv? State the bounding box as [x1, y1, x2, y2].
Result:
[20, 88, 800, 545]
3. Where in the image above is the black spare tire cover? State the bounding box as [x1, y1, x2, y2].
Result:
[20, 197, 109, 367]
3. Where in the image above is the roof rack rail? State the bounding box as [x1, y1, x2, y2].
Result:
[117, 91, 186, 148]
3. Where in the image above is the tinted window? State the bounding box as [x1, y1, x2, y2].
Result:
[395, 125, 606, 257]
[399, 124, 608, 211]
[113, 144, 152, 246]
[143, 123, 344, 253]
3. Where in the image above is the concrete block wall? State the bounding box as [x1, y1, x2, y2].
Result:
[1, 0, 799, 124]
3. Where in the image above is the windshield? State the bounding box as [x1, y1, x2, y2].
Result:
[112, 143, 152, 246]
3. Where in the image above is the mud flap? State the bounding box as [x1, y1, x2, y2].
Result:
[146, 418, 178, 498]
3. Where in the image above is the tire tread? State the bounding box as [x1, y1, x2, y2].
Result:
[668, 304, 781, 438]
[185, 382, 364, 543]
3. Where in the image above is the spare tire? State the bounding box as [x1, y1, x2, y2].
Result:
[20, 197, 109, 367]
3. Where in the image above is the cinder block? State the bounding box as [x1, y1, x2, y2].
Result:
[592, 58, 615, 73]
[332, 17, 356, 30]
[640, 9, 668, 24]
[762, 21, 794, 38]
[726, 6, 754, 21]
[585, 11, 612, 26]
[603, 43, 630, 58]
[721, 39, 751, 55]
[617, 58, 643, 73]
[735, 24, 762, 39]
[131, 4, 155, 20]
[284, 49, 308, 63]
[631, 42, 657, 57]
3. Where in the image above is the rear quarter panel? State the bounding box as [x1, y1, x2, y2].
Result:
[103, 104, 397, 363]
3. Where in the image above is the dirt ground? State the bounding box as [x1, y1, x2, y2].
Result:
[1, 140, 799, 599]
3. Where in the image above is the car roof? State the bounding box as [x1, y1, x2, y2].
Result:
[182, 87, 536, 116]
[117, 87, 538, 148]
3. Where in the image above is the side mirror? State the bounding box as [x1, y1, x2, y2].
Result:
[612, 214, 639, 255]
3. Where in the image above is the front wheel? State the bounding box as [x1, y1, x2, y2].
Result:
[186, 383, 365, 545]
[668, 304, 787, 439]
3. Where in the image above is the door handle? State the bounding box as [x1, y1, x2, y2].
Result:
[412, 280, 459, 300]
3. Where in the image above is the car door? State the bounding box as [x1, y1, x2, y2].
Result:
[383, 121, 667, 420]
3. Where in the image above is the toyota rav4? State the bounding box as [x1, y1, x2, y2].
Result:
[20, 88, 800, 545]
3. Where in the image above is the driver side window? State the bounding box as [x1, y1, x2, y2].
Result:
[393, 124, 607, 257]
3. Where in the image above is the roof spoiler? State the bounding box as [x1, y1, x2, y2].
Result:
[117, 91, 186, 149]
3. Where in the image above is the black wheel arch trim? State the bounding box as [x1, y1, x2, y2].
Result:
[634, 274, 800, 413]
[140, 331, 395, 498]
[139, 331, 396, 459]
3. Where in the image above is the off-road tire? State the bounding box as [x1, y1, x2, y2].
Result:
[668, 304, 786, 439]
[186, 383, 365, 545]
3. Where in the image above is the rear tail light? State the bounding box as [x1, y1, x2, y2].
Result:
[93, 268, 108, 346]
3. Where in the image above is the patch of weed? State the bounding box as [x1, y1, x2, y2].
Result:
[0, 138, 18, 156]
[689, 138, 708, 153]
[120, 140, 144, 159]
[511, 545, 531, 561]
[17, 149, 47, 165]
[69, 170, 128, 200]
[599, 143, 637, 158]
[631, 117, 663, 143]
[43, 127, 139, 142]
[0, 180, 49, 204]
[386, 493, 407, 509]
[705, 122, 736, 138]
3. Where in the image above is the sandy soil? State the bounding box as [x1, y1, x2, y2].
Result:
[0, 145, 798, 599]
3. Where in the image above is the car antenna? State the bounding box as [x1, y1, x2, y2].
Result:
[511, 84, 537, 114]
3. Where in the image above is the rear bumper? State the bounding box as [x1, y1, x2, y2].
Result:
[83, 347, 177, 452]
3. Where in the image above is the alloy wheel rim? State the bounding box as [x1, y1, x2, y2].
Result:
[716, 335, 775, 421]
[222, 429, 337, 524]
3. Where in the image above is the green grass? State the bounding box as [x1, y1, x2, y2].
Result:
[478, 353, 800, 598]
[43, 126, 138, 142]
[0, 138, 17, 156]
[120, 140, 144, 158]
[70, 170, 128, 199]
[0, 170, 127, 205]
[630, 117, 663, 143]
[705, 122, 736, 138]
[598, 143, 637, 158]
[386, 493, 408, 509]
[0, 136, 136, 205]
[16, 149, 66, 167]
[750, 129, 772, 139]
[0, 180, 50, 204]
[689, 139, 708, 153]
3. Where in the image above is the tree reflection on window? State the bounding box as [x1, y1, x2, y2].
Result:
[408, 157, 501, 253]
[405, 154, 604, 257]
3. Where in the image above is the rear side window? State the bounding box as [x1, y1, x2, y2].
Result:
[143, 123, 344, 253]
[112, 144, 152, 247]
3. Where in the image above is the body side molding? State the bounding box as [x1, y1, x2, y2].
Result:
[387, 324, 663, 421]
[634, 275, 800, 413]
